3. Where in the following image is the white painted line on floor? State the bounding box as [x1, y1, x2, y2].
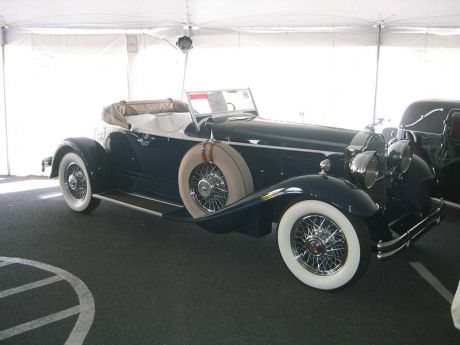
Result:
[0, 261, 14, 268]
[39, 192, 62, 200]
[0, 306, 81, 341]
[0, 180, 58, 195]
[0, 257, 95, 345]
[410, 261, 454, 304]
[0, 275, 63, 298]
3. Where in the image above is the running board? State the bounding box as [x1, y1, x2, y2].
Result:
[93, 191, 183, 217]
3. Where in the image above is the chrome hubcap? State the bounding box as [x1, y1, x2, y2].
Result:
[68, 175, 78, 191]
[64, 163, 87, 201]
[189, 162, 228, 213]
[197, 179, 213, 198]
[305, 237, 326, 256]
[291, 214, 347, 276]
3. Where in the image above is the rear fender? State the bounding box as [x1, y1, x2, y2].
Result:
[50, 138, 110, 193]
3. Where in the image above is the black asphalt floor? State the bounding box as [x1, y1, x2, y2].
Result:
[0, 176, 459, 345]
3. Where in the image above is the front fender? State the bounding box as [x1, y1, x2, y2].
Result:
[260, 174, 379, 218]
[165, 174, 378, 234]
[50, 137, 110, 193]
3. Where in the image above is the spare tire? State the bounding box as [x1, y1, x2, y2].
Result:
[178, 142, 254, 217]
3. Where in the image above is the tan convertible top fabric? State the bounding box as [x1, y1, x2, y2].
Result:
[102, 99, 189, 129]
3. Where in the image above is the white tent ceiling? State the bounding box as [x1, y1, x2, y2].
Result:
[1, 0, 460, 177]
[2, 0, 460, 32]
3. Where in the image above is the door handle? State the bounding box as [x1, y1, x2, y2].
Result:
[130, 132, 154, 146]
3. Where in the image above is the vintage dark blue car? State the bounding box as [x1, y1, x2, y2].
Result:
[44, 89, 444, 290]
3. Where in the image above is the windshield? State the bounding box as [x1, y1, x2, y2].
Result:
[186, 89, 257, 117]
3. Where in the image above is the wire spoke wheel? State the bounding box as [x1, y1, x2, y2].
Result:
[64, 162, 88, 201]
[178, 142, 253, 218]
[277, 200, 370, 290]
[189, 162, 228, 213]
[290, 214, 347, 276]
[58, 152, 100, 213]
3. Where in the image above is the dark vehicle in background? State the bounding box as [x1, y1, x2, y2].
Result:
[44, 89, 444, 290]
[397, 100, 460, 206]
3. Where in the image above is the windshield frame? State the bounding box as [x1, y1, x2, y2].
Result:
[185, 88, 258, 130]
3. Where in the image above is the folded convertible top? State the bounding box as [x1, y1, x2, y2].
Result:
[102, 99, 189, 129]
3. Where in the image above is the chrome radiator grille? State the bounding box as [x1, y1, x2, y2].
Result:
[348, 132, 386, 157]
[365, 134, 386, 157]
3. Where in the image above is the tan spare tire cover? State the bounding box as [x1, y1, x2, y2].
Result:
[178, 142, 254, 218]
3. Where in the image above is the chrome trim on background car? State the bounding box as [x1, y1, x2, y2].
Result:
[402, 108, 444, 128]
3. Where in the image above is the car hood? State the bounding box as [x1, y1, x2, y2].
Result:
[189, 116, 361, 154]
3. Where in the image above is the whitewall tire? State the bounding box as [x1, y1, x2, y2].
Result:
[58, 152, 100, 213]
[277, 200, 370, 290]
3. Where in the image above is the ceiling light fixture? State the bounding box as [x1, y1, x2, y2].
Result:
[176, 35, 193, 52]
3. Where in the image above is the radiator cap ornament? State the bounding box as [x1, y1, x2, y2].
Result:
[319, 159, 331, 175]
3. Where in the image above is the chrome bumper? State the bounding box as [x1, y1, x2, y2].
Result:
[41, 156, 52, 172]
[376, 199, 445, 261]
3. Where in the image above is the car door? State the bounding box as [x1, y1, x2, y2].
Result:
[107, 130, 181, 200]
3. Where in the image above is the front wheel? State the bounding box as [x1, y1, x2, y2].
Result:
[277, 200, 370, 290]
[58, 152, 100, 213]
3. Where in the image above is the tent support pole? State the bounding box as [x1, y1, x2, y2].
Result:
[372, 23, 382, 125]
[1, 26, 10, 175]
[181, 51, 189, 100]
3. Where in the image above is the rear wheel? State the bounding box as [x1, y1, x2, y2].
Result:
[277, 200, 370, 290]
[58, 152, 100, 213]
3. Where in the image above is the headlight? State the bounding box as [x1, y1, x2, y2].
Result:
[349, 151, 379, 189]
[388, 140, 412, 173]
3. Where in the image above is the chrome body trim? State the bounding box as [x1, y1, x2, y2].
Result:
[218, 140, 341, 157]
[100, 121, 343, 159]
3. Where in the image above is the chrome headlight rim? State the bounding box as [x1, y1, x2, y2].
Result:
[388, 140, 412, 174]
[349, 151, 379, 189]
